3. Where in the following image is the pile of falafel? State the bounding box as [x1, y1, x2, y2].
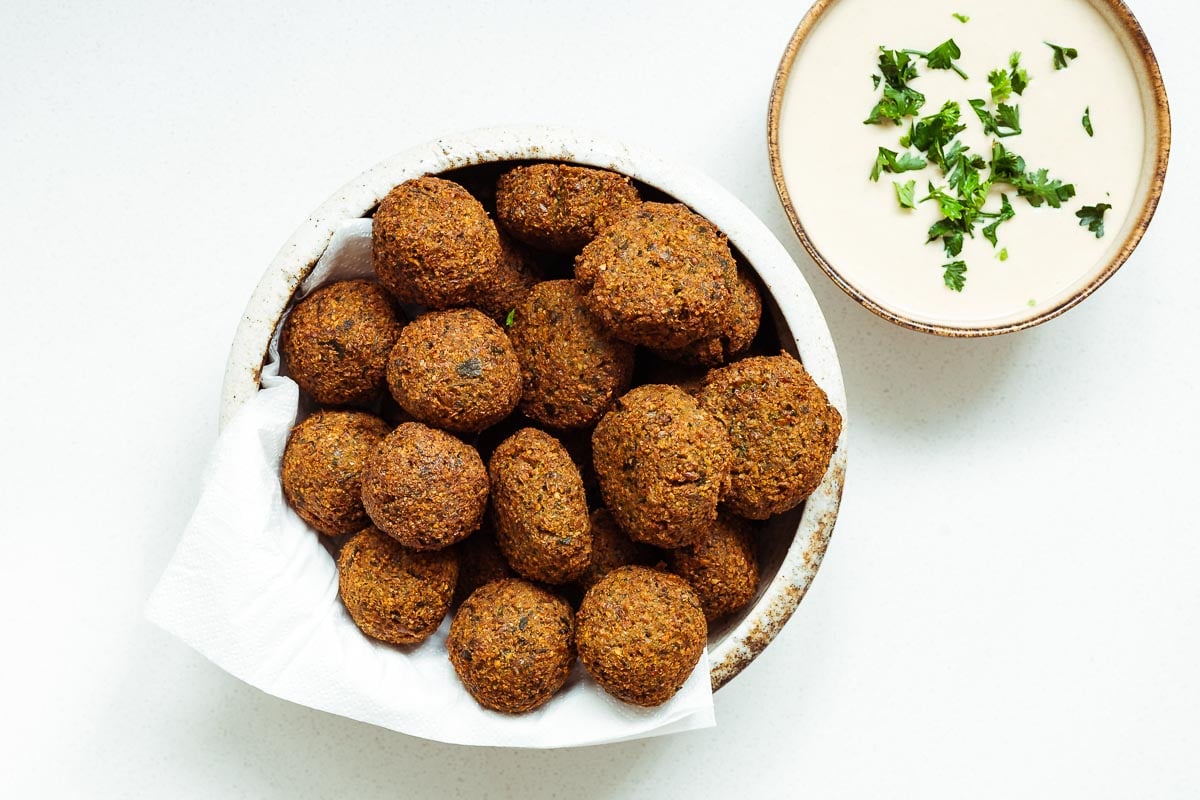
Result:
[277, 162, 843, 714]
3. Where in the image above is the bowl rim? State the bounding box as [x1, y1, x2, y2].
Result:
[218, 125, 848, 694]
[767, 0, 1172, 338]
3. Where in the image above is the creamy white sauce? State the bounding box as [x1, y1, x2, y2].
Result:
[777, 0, 1146, 327]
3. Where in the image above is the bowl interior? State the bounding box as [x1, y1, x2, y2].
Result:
[768, 0, 1170, 337]
[221, 127, 848, 691]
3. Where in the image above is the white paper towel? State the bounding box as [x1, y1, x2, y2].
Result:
[145, 219, 717, 748]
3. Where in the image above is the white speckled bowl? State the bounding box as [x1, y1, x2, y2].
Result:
[219, 126, 847, 692]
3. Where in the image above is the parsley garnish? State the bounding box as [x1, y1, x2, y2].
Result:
[998, 248, 1009, 262]
[988, 69, 1013, 104]
[969, 99, 1022, 138]
[894, 179, 918, 209]
[943, 261, 968, 291]
[990, 142, 1076, 208]
[870, 147, 927, 181]
[908, 101, 967, 167]
[1082, 107, 1094, 137]
[1009, 52, 1030, 95]
[952, 13, 970, 23]
[903, 39, 970, 80]
[1046, 42, 1078, 70]
[504, 309, 516, 327]
[1076, 203, 1112, 238]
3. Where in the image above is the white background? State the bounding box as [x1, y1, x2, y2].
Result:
[2, 1, 1196, 797]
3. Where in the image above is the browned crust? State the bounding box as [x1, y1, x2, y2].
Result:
[509, 280, 635, 430]
[280, 410, 391, 536]
[338, 526, 459, 645]
[447, 579, 575, 713]
[386, 308, 521, 434]
[361, 422, 488, 550]
[488, 428, 592, 584]
[698, 354, 842, 520]
[575, 203, 738, 348]
[591, 385, 732, 548]
[279, 280, 402, 406]
[668, 513, 759, 623]
[576, 566, 707, 707]
[372, 176, 502, 309]
[766, 0, 1171, 337]
[495, 163, 641, 253]
[653, 270, 762, 366]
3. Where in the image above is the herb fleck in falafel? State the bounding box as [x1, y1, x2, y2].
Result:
[575, 202, 738, 348]
[386, 308, 521, 434]
[698, 354, 842, 519]
[509, 280, 634, 430]
[280, 280, 402, 406]
[591, 385, 732, 549]
[338, 526, 459, 645]
[361, 422, 488, 550]
[576, 566, 706, 707]
[448, 579, 575, 713]
[496, 163, 640, 253]
[372, 176, 502, 309]
[669, 513, 759, 623]
[280, 410, 391, 536]
[488, 428, 591, 584]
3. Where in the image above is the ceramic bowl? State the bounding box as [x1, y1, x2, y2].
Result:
[219, 126, 847, 691]
[769, 0, 1170, 337]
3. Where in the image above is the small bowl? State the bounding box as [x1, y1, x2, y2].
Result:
[769, 0, 1170, 337]
[219, 126, 848, 692]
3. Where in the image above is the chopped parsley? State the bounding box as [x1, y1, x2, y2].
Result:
[504, 309, 516, 327]
[943, 261, 968, 292]
[1076, 203, 1112, 238]
[1046, 42, 1079, 70]
[952, 12, 970, 23]
[864, 36, 1086, 292]
[894, 179, 918, 209]
[1082, 107, 1094, 137]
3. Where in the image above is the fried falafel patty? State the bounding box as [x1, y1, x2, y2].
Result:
[338, 526, 459, 645]
[576, 566, 707, 707]
[575, 203, 738, 349]
[508, 280, 635, 430]
[448, 579, 575, 713]
[280, 279, 402, 406]
[372, 176, 502, 309]
[496, 163, 640, 253]
[386, 308, 521, 434]
[654, 270, 762, 367]
[488, 428, 591, 584]
[668, 513, 759, 623]
[280, 410, 391, 536]
[698, 354, 842, 520]
[591, 385, 732, 549]
[361, 422, 488, 550]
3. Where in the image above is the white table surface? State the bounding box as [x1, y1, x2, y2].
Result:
[2, 1, 1197, 797]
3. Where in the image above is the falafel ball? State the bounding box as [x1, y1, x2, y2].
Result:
[468, 232, 543, 324]
[372, 176, 502, 309]
[280, 410, 391, 536]
[488, 428, 591, 584]
[509, 280, 635, 430]
[654, 270, 762, 366]
[495, 163, 641, 253]
[386, 308, 522, 434]
[338, 526, 459, 645]
[668, 514, 759, 623]
[361, 422, 488, 550]
[576, 566, 706, 707]
[575, 203, 737, 349]
[448, 579, 575, 713]
[452, 519, 515, 607]
[591, 385, 732, 549]
[576, 508, 656, 592]
[698, 354, 842, 520]
[280, 280, 402, 406]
